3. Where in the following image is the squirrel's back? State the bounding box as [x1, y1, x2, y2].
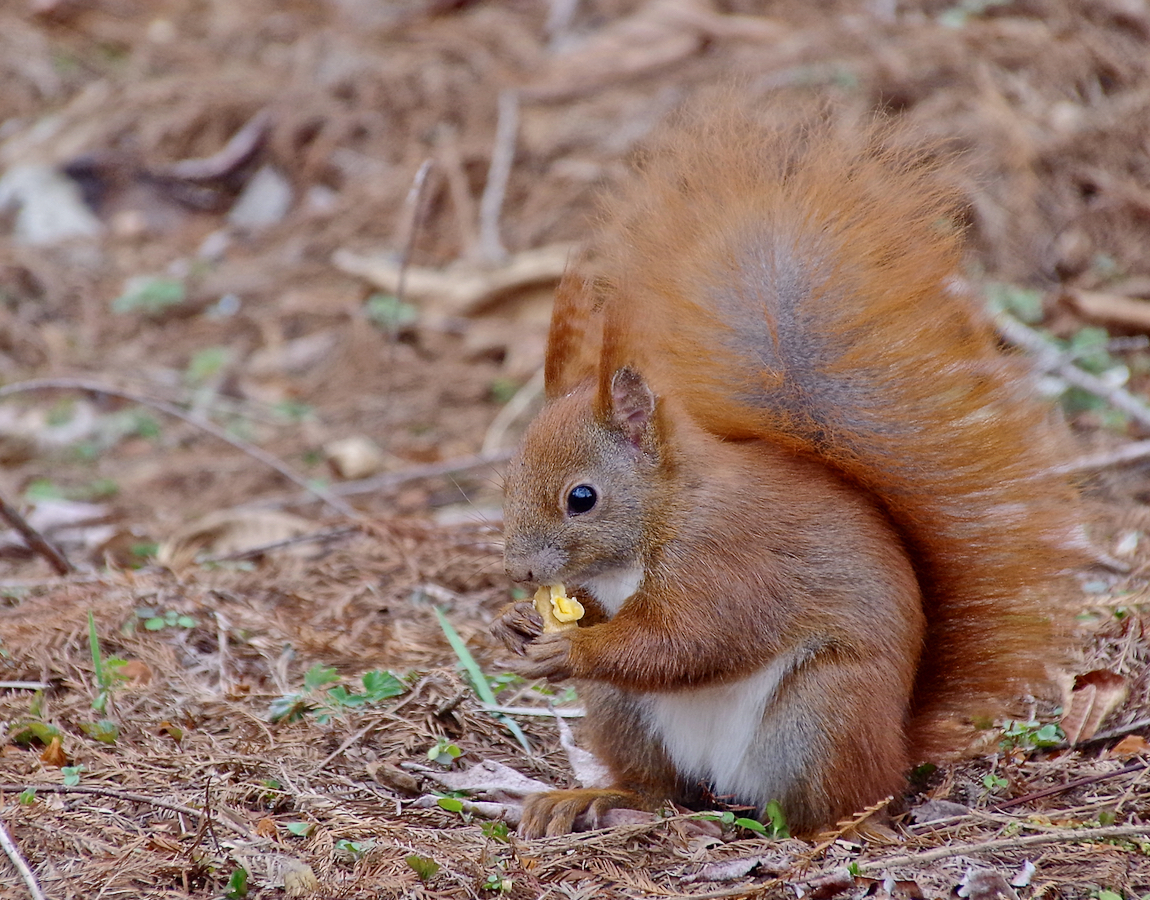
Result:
[548, 105, 1080, 757]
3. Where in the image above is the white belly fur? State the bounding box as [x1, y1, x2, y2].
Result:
[580, 565, 644, 616]
[642, 653, 801, 804]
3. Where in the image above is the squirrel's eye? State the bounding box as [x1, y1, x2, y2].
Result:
[566, 484, 597, 515]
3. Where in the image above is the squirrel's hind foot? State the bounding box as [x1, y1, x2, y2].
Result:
[518, 787, 649, 838]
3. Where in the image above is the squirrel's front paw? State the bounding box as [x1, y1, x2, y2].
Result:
[491, 601, 544, 656]
[513, 632, 573, 682]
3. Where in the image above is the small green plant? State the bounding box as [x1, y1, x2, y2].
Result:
[268, 665, 407, 724]
[112, 277, 186, 316]
[983, 772, 1009, 792]
[763, 800, 790, 838]
[1093, 891, 1122, 900]
[136, 608, 198, 631]
[62, 765, 85, 787]
[19, 788, 37, 805]
[699, 805, 789, 839]
[335, 838, 375, 862]
[23, 477, 119, 503]
[482, 865, 513, 893]
[488, 377, 520, 404]
[79, 719, 119, 745]
[436, 796, 467, 819]
[365, 293, 418, 336]
[1000, 719, 1064, 751]
[481, 820, 510, 843]
[88, 611, 129, 713]
[284, 822, 314, 837]
[405, 853, 440, 882]
[485, 673, 523, 695]
[10, 696, 61, 747]
[223, 865, 249, 899]
[984, 281, 1045, 324]
[427, 738, 463, 766]
[273, 400, 313, 423]
[186, 346, 229, 385]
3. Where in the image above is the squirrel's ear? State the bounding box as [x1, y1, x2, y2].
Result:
[609, 367, 655, 444]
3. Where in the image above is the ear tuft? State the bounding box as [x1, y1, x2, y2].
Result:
[610, 367, 655, 445]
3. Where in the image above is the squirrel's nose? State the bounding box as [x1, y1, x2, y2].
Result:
[505, 561, 533, 583]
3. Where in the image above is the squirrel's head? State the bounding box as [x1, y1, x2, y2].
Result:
[502, 367, 667, 587]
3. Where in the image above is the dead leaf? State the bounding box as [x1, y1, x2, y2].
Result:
[324, 436, 388, 480]
[119, 659, 152, 685]
[158, 509, 314, 570]
[256, 817, 279, 838]
[1061, 669, 1129, 744]
[146, 834, 183, 854]
[283, 863, 319, 897]
[39, 735, 67, 767]
[332, 242, 573, 319]
[1067, 287, 1150, 331]
[1108, 734, 1150, 758]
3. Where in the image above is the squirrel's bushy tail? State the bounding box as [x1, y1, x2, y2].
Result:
[557, 101, 1081, 757]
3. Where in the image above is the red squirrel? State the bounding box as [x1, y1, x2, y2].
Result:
[492, 105, 1081, 838]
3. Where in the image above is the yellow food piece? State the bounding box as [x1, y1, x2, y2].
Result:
[533, 583, 584, 633]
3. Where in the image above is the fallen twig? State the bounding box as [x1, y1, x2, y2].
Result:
[1054, 439, 1150, 475]
[242, 448, 513, 509]
[991, 760, 1148, 811]
[397, 158, 435, 308]
[476, 89, 519, 265]
[0, 378, 360, 519]
[996, 314, 1150, 430]
[854, 822, 1150, 874]
[0, 682, 51, 691]
[200, 524, 359, 563]
[0, 486, 75, 575]
[0, 815, 47, 900]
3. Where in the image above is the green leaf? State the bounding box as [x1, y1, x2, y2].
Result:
[186, 346, 229, 384]
[284, 822, 314, 837]
[10, 720, 60, 746]
[88, 611, 104, 692]
[734, 817, 767, 835]
[405, 854, 440, 882]
[61, 765, 84, 787]
[19, 788, 37, 805]
[144, 617, 166, 631]
[176, 615, 197, 629]
[436, 797, 465, 813]
[268, 693, 310, 723]
[433, 607, 530, 754]
[112, 277, 186, 316]
[79, 719, 119, 745]
[481, 820, 510, 843]
[361, 670, 406, 702]
[303, 664, 340, 691]
[764, 800, 790, 838]
[365, 293, 418, 334]
[24, 479, 64, 502]
[224, 866, 249, 899]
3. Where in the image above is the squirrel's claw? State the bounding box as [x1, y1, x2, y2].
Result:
[491, 600, 544, 656]
[519, 788, 647, 838]
[512, 632, 573, 681]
